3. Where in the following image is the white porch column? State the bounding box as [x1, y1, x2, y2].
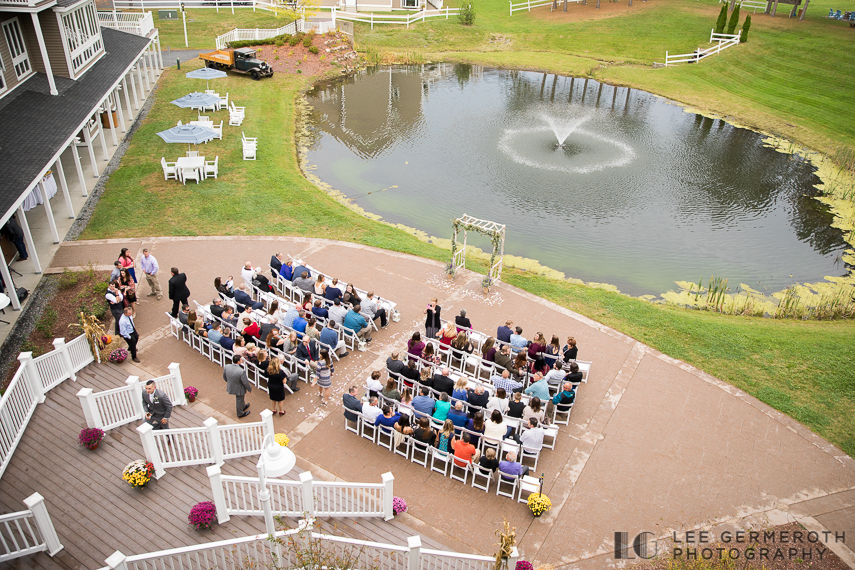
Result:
[30, 13, 58, 96]
[0, 253, 19, 310]
[156, 35, 164, 71]
[82, 123, 99, 177]
[54, 159, 74, 219]
[113, 87, 127, 133]
[16, 206, 41, 274]
[122, 76, 136, 116]
[39, 180, 60, 244]
[146, 44, 156, 84]
[135, 61, 146, 99]
[139, 57, 150, 93]
[96, 114, 109, 162]
[105, 98, 118, 147]
[70, 143, 88, 196]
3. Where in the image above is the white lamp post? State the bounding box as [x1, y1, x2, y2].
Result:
[256, 434, 296, 537]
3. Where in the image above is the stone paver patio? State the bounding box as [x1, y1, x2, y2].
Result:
[48, 236, 855, 568]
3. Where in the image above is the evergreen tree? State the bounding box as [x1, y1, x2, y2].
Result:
[726, 4, 741, 35]
[714, 3, 728, 34]
[740, 13, 751, 42]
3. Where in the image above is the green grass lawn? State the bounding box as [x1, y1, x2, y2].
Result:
[148, 8, 287, 50]
[81, 59, 855, 457]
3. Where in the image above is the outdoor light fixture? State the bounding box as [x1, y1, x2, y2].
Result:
[258, 434, 296, 478]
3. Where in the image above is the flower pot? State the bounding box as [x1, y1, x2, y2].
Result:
[482, 287, 490, 294]
[188, 396, 196, 403]
[87, 442, 99, 451]
[446, 274, 454, 281]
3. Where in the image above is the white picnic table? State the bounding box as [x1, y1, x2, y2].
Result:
[175, 156, 205, 182]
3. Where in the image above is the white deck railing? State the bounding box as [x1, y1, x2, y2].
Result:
[97, 11, 155, 37]
[208, 468, 394, 521]
[0, 335, 94, 480]
[719, 0, 767, 13]
[102, 525, 514, 570]
[331, 7, 458, 28]
[138, 410, 275, 478]
[77, 364, 187, 431]
[665, 29, 741, 66]
[0, 493, 63, 563]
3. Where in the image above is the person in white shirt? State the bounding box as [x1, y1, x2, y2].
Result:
[362, 397, 382, 423]
[365, 370, 384, 397]
[328, 298, 348, 325]
[240, 261, 258, 290]
[515, 417, 544, 451]
[544, 360, 566, 386]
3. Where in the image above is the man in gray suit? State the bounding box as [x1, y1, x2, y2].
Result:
[342, 385, 362, 423]
[224, 354, 253, 418]
[142, 380, 172, 431]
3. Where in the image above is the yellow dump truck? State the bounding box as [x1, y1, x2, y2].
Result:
[198, 47, 274, 81]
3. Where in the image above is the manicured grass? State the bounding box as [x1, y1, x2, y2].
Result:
[82, 60, 855, 457]
[147, 8, 286, 50]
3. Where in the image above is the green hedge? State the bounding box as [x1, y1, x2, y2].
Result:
[227, 33, 291, 49]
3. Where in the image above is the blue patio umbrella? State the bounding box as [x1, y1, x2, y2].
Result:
[156, 124, 218, 152]
[185, 68, 227, 90]
[171, 92, 222, 109]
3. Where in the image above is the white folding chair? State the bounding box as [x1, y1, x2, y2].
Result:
[198, 115, 210, 121]
[394, 435, 411, 459]
[204, 156, 218, 179]
[212, 120, 223, 140]
[542, 425, 558, 450]
[377, 426, 394, 451]
[344, 413, 359, 435]
[218, 92, 229, 111]
[430, 448, 451, 476]
[520, 446, 540, 471]
[161, 157, 177, 180]
[410, 439, 430, 467]
[360, 415, 378, 443]
[187, 150, 199, 158]
[517, 475, 540, 504]
[470, 463, 493, 493]
[496, 471, 518, 499]
[243, 142, 257, 160]
[449, 459, 470, 484]
[552, 402, 573, 426]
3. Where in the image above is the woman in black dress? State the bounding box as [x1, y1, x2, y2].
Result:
[424, 298, 441, 340]
[563, 336, 578, 361]
[266, 357, 287, 416]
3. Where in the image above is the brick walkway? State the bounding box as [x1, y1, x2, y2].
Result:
[49, 237, 855, 568]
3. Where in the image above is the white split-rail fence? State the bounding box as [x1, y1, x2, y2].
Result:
[100, 525, 517, 570]
[509, 0, 580, 15]
[0, 335, 94, 480]
[719, 0, 769, 13]
[665, 29, 741, 66]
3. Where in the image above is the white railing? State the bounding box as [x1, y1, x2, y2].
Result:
[215, 19, 299, 49]
[0, 335, 94, 480]
[665, 29, 740, 66]
[102, 525, 514, 570]
[509, 0, 579, 15]
[332, 7, 457, 28]
[77, 364, 187, 431]
[97, 11, 155, 36]
[0, 493, 63, 563]
[719, 0, 767, 12]
[208, 468, 394, 521]
[138, 410, 274, 478]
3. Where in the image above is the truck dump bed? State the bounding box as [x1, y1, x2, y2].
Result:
[199, 50, 233, 65]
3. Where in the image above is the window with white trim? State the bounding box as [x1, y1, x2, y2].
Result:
[2, 18, 32, 80]
[61, 2, 103, 75]
[0, 52, 7, 95]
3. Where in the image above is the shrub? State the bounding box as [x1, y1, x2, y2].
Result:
[309, 46, 319, 54]
[303, 32, 314, 48]
[726, 3, 740, 35]
[741, 13, 751, 42]
[59, 269, 79, 290]
[275, 39, 284, 47]
[91, 281, 108, 296]
[36, 307, 57, 338]
[458, 0, 475, 25]
[289, 33, 302, 46]
[714, 3, 728, 34]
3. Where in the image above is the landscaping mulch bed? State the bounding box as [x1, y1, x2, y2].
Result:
[2, 269, 111, 390]
[253, 31, 361, 77]
[630, 522, 849, 570]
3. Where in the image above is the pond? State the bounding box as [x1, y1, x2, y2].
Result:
[303, 64, 848, 296]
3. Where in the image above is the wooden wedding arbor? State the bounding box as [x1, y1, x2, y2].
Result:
[450, 214, 506, 283]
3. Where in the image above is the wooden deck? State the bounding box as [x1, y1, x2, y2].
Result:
[0, 363, 445, 570]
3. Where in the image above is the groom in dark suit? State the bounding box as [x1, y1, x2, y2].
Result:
[143, 380, 173, 431]
[168, 267, 190, 318]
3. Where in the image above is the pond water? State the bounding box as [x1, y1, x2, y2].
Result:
[303, 64, 847, 296]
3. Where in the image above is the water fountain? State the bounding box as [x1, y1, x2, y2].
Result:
[541, 112, 591, 149]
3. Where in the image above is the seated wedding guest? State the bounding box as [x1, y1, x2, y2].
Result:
[432, 393, 451, 422]
[328, 298, 348, 325]
[509, 327, 528, 353]
[362, 397, 382, 423]
[494, 345, 515, 374]
[256, 350, 270, 373]
[530, 355, 550, 376]
[209, 298, 226, 319]
[324, 278, 343, 302]
[411, 387, 435, 417]
[374, 405, 401, 429]
[508, 392, 526, 419]
[394, 413, 414, 436]
[381, 378, 401, 402]
[399, 387, 414, 416]
[486, 387, 509, 415]
[497, 320, 513, 343]
[522, 397, 546, 428]
[282, 305, 299, 329]
[314, 274, 327, 297]
[400, 360, 420, 387]
[482, 410, 506, 442]
[422, 343, 441, 366]
[312, 299, 329, 319]
[419, 367, 433, 389]
[437, 321, 457, 347]
[447, 401, 469, 430]
[552, 381, 576, 413]
[366, 371, 384, 399]
[235, 284, 263, 311]
[481, 337, 497, 362]
[465, 411, 486, 448]
[544, 360, 567, 386]
[413, 416, 435, 446]
[524, 372, 550, 401]
[479, 448, 499, 472]
[452, 377, 470, 403]
[233, 337, 248, 356]
[214, 276, 234, 298]
[451, 332, 474, 354]
[241, 318, 261, 344]
[219, 331, 235, 352]
[512, 417, 544, 451]
[279, 259, 293, 281]
[207, 323, 224, 344]
[434, 419, 454, 453]
[221, 307, 238, 326]
[281, 331, 299, 356]
[291, 263, 310, 283]
[512, 351, 529, 379]
[266, 328, 285, 350]
[293, 271, 314, 293]
[343, 284, 361, 306]
[565, 361, 583, 384]
[563, 336, 578, 361]
[407, 332, 425, 361]
[266, 300, 283, 323]
[544, 335, 561, 367]
[451, 432, 478, 467]
[454, 309, 472, 332]
[528, 332, 546, 360]
[319, 321, 348, 358]
[386, 351, 406, 376]
[270, 253, 283, 277]
[292, 310, 308, 334]
[304, 317, 320, 341]
[492, 369, 523, 394]
[244, 343, 259, 365]
[498, 451, 529, 478]
[467, 385, 489, 414]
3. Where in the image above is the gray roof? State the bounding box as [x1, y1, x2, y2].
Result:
[0, 27, 150, 222]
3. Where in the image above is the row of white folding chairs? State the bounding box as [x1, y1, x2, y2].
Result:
[344, 411, 542, 500]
